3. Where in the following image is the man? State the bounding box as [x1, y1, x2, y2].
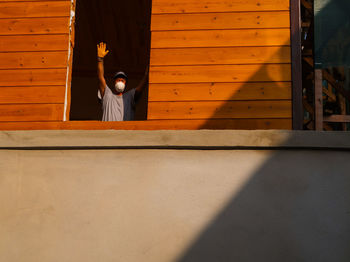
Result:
[97, 42, 148, 121]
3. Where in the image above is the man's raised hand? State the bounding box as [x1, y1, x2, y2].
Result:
[97, 42, 109, 59]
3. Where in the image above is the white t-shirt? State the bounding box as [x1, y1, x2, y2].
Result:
[99, 85, 136, 121]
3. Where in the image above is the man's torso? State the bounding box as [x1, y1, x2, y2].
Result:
[101, 86, 136, 121]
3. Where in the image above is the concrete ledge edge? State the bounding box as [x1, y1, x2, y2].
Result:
[0, 130, 349, 150]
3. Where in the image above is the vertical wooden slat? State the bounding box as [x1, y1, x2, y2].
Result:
[290, 0, 303, 130]
[64, 0, 76, 121]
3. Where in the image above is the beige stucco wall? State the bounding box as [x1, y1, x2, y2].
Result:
[0, 131, 350, 262]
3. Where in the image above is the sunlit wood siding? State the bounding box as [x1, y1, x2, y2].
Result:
[148, 0, 292, 129]
[0, 0, 71, 123]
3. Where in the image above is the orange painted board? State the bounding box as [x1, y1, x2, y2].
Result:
[0, 86, 65, 104]
[0, 35, 69, 52]
[148, 100, 292, 119]
[149, 64, 291, 83]
[152, 0, 290, 14]
[0, 119, 292, 130]
[151, 11, 290, 31]
[0, 104, 64, 122]
[148, 82, 292, 101]
[0, 69, 67, 86]
[0, 0, 69, 1]
[0, 1, 71, 19]
[0, 17, 69, 35]
[0, 51, 68, 69]
[150, 46, 291, 66]
[151, 29, 291, 48]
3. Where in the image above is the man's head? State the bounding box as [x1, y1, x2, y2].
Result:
[113, 71, 128, 93]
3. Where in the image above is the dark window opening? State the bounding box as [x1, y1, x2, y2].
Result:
[70, 0, 152, 121]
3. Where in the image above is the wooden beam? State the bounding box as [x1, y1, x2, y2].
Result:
[148, 100, 292, 120]
[323, 70, 350, 102]
[303, 98, 314, 114]
[149, 82, 292, 102]
[0, 119, 292, 131]
[301, 0, 312, 12]
[152, 0, 290, 14]
[151, 11, 290, 31]
[324, 115, 350, 123]
[151, 29, 290, 48]
[325, 83, 336, 102]
[290, 0, 303, 130]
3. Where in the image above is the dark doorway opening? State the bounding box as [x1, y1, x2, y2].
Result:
[70, 0, 152, 120]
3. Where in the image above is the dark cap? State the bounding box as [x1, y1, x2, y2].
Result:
[113, 71, 128, 81]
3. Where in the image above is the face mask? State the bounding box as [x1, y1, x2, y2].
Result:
[115, 81, 125, 93]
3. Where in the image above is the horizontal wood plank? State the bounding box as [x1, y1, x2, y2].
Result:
[149, 82, 291, 101]
[151, 11, 290, 31]
[0, 35, 68, 52]
[0, 17, 69, 35]
[149, 64, 291, 83]
[0, 104, 63, 122]
[0, 1, 70, 19]
[0, 69, 67, 86]
[148, 100, 292, 119]
[324, 115, 350, 123]
[151, 29, 290, 48]
[0, 51, 67, 69]
[0, 86, 65, 104]
[152, 0, 290, 14]
[0, 119, 292, 130]
[150, 46, 291, 66]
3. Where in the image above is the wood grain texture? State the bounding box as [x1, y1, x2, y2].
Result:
[0, 1, 70, 19]
[0, 69, 67, 86]
[151, 11, 290, 31]
[149, 64, 291, 83]
[149, 82, 292, 101]
[0, 104, 63, 122]
[0, 119, 292, 130]
[0, 51, 67, 69]
[0, 17, 69, 35]
[148, 0, 292, 126]
[0, 0, 71, 124]
[0, 35, 69, 52]
[148, 100, 292, 119]
[152, 0, 290, 14]
[151, 29, 290, 48]
[150, 46, 291, 66]
[0, 86, 65, 104]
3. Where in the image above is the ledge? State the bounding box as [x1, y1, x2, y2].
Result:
[0, 130, 349, 150]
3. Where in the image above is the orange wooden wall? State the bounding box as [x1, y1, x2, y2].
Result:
[0, 0, 293, 130]
[0, 0, 71, 123]
[148, 0, 292, 129]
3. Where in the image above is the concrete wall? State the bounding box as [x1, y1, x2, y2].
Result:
[0, 131, 350, 262]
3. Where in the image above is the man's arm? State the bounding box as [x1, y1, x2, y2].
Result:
[97, 42, 109, 98]
[135, 66, 149, 99]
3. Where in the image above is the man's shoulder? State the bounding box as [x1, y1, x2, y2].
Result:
[126, 88, 136, 94]
[124, 88, 136, 97]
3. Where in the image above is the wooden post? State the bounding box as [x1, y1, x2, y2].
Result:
[290, 0, 303, 130]
[314, 69, 323, 130]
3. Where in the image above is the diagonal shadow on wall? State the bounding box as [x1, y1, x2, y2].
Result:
[173, 2, 350, 261]
[174, 144, 350, 262]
